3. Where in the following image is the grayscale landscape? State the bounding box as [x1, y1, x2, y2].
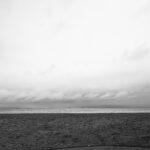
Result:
[0, 0, 150, 149]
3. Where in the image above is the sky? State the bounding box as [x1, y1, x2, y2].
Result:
[0, 0, 150, 109]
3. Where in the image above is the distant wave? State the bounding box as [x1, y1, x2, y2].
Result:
[0, 108, 150, 113]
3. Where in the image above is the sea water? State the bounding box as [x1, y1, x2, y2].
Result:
[0, 108, 150, 113]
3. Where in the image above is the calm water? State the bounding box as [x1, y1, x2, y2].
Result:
[0, 108, 150, 113]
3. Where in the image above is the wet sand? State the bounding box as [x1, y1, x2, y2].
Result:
[59, 146, 150, 150]
[0, 113, 150, 150]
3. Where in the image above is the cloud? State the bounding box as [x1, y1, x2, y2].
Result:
[0, 89, 12, 98]
[0, 88, 129, 102]
[122, 43, 150, 61]
[40, 64, 56, 75]
[0, 85, 150, 108]
[99, 92, 115, 99]
[113, 91, 129, 98]
[134, 0, 150, 17]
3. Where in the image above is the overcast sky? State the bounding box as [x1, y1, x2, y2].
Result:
[0, 0, 150, 108]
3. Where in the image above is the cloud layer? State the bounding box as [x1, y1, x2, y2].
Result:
[0, 0, 150, 108]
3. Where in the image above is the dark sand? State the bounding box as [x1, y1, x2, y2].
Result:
[0, 113, 150, 150]
[58, 146, 150, 150]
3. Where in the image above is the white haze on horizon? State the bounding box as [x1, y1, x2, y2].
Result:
[0, 0, 150, 108]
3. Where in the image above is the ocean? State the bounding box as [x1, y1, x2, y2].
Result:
[0, 108, 150, 113]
